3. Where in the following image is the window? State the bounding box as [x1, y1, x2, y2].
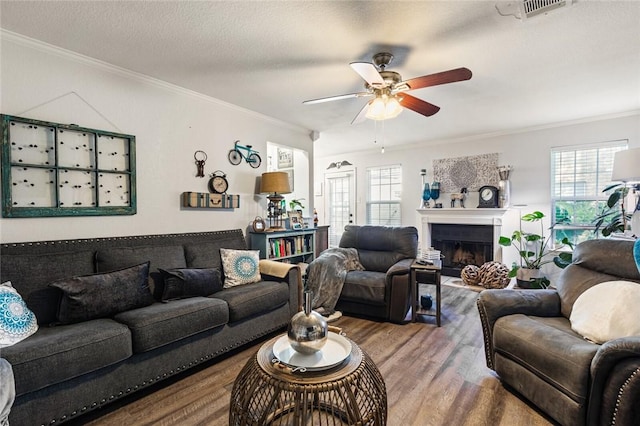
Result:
[1, 115, 136, 217]
[551, 140, 627, 244]
[366, 165, 401, 226]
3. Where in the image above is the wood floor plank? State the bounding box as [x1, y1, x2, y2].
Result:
[72, 284, 553, 426]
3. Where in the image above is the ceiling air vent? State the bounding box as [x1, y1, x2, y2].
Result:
[523, 0, 567, 18]
[495, 0, 572, 20]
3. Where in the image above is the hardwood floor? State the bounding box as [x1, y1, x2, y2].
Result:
[75, 283, 555, 426]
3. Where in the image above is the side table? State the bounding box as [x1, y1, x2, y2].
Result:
[410, 260, 442, 326]
[229, 334, 387, 425]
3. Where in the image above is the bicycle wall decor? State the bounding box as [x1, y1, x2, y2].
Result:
[228, 140, 261, 168]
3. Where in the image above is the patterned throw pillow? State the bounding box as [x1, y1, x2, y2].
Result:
[220, 249, 261, 288]
[0, 281, 38, 348]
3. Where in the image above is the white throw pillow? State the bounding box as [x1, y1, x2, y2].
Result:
[0, 281, 38, 347]
[220, 249, 261, 288]
[570, 280, 640, 344]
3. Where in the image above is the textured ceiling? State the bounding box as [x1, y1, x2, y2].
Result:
[1, 1, 639, 157]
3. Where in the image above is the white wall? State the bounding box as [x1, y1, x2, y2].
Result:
[0, 32, 313, 243]
[314, 112, 640, 268]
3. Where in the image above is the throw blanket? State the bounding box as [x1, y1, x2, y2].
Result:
[306, 248, 364, 315]
[0, 359, 15, 426]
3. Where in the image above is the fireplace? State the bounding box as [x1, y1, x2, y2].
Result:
[416, 207, 507, 278]
[431, 224, 493, 277]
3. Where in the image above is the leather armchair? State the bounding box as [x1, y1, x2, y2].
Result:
[477, 240, 640, 426]
[335, 225, 418, 323]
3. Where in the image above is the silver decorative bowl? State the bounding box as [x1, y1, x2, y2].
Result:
[287, 292, 328, 354]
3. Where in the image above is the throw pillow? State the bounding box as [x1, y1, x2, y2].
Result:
[49, 262, 154, 324]
[220, 249, 261, 288]
[158, 268, 223, 301]
[0, 281, 38, 347]
[570, 280, 640, 344]
[634, 238, 640, 274]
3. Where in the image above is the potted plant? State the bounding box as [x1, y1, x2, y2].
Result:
[593, 183, 636, 236]
[499, 211, 571, 288]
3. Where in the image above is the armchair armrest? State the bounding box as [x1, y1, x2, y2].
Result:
[386, 258, 414, 277]
[384, 258, 414, 323]
[476, 289, 561, 369]
[587, 336, 640, 426]
[259, 259, 302, 316]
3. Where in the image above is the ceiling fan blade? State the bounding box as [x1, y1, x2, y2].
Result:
[303, 92, 370, 105]
[401, 67, 472, 91]
[350, 62, 385, 86]
[351, 102, 370, 125]
[399, 93, 441, 117]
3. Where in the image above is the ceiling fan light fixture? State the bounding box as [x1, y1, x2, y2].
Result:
[365, 94, 403, 121]
[384, 96, 403, 118]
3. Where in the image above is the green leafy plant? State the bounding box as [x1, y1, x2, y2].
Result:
[592, 183, 633, 236]
[552, 237, 574, 269]
[499, 211, 572, 287]
[288, 198, 305, 211]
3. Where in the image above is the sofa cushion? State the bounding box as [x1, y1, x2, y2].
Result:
[0, 319, 131, 396]
[96, 244, 187, 299]
[339, 225, 418, 272]
[214, 280, 289, 322]
[49, 262, 154, 324]
[556, 239, 640, 318]
[184, 239, 246, 269]
[0, 251, 95, 325]
[0, 281, 38, 348]
[341, 270, 387, 305]
[113, 298, 228, 353]
[570, 280, 640, 344]
[220, 249, 261, 288]
[158, 268, 223, 301]
[494, 314, 599, 403]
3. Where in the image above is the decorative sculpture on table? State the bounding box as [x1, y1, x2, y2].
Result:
[288, 291, 327, 354]
[450, 188, 468, 208]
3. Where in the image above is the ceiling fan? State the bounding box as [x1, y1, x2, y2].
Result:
[303, 52, 472, 124]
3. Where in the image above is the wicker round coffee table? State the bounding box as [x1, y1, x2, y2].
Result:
[229, 333, 387, 425]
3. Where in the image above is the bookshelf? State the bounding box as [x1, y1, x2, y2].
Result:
[249, 229, 316, 263]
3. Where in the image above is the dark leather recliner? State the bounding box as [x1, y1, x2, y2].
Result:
[477, 239, 640, 426]
[335, 225, 418, 324]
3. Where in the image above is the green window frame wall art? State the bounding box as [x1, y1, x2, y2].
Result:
[1, 115, 137, 217]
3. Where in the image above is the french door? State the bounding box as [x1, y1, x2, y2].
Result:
[325, 170, 356, 247]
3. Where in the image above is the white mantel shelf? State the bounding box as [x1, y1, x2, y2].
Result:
[416, 208, 509, 263]
[416, 208, 508, 224]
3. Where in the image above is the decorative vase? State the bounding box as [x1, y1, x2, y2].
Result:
[497, 166, 512, 208]
[498, 179, 511, 208]
[516, 268, 544, 289]
[421, 182, 431, 209]
[287, 291, 328, 354]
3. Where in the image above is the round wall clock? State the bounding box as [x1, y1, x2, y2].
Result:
[208, 170, 229, 194]
[478, 185, 499, 208]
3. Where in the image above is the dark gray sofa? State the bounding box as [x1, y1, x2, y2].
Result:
[335, 225, 418, 323]
[0, 229, 300, 426]
[477, 239, 640, 426]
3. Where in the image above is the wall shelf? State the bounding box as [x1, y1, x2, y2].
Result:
[181, 192, 239, 209]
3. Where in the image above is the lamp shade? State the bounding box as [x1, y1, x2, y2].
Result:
[612, 147, 640, 183]
[260, 172, 291, 194]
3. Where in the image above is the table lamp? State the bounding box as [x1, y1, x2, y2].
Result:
[260, 172, 291, 231]
[611, 147, 640, 235]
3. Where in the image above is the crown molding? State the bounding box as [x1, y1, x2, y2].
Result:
[0, 29, 309, 133]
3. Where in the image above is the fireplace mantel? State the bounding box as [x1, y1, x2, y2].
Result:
[416, 208, 508, 263]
